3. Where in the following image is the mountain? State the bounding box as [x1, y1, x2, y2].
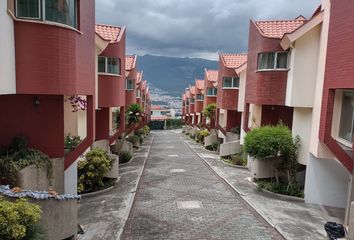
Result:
[137, 54, 218, 97]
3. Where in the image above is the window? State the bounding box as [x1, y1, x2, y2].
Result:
[186, 100, 190, 106]
[98, 57, 120, 75]
[222, 76, 239, 88]
[136, 89, 141, 98]
[16, 0, 77, 28]
[206, 87, 217, 96]
[196, 94, 204, 101]
[190, 98, 195, 104]
[45, 0, 77, 28]
[258, 52, 288, 70]
[339, 91, 354, 143]
[16, 0, 40, 19]
[126, 79, 135, 90]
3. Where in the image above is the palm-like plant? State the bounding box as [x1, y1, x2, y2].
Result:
[203, 103, 216, 119]
[125, 103, 142, 127]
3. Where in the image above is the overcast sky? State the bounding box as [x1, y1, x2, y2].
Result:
[96, 0, 320, 60]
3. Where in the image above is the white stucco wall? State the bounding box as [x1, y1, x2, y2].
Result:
[250, 104, 262, 129]
[286, 25, 321, 108]
[309, 0, 335, 159]
[305, 154, 350, 208]
[64, 99, 87, 140]
[238, 70, 247, 111]
[219, 109, 227, 128]
[64, 160, 78, 195]
[292, 108, 313, 165]
[0, 2, 16, 94]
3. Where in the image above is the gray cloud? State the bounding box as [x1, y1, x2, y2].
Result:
[96, 0, 320, 59]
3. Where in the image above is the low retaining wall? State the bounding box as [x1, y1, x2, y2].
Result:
[204, 133, 218, 147]
[17, 165, 49, 191]
[219, 140, 241, 157]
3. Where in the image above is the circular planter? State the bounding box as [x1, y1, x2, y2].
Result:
[105, 154, 119, 179]
[249, 156, 283, 179]
[0, 185, 80, 240]
[258, 187, 305, 202]
[17, 165, 50, 191]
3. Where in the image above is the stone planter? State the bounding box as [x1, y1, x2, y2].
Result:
[17, 165, 50, 191]
[204, 133, 218, 147]
[113, 140, 133, 155]
[219, 140, 241, 157]
[105, 154, 119, 179]
[225, 132, 240, 143]
[91, 139, 110, 152]
[249, 156, 283, 179]
[0, 185, 79, 240]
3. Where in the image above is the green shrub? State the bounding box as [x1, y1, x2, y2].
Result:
[203, 103, 216, 119]
[0, 198, 42, 240]
[126, 135, 140, 146]
[256, 180, 304, 198]
[64, 134, 81, 150]
[195, 129, 209, 143]
[77, 148, 112, 194]
[143, 126, 150, 135]
[119, 151, 132, 164]
[206, 142, 219, 152]
[166, 119, 183, 129]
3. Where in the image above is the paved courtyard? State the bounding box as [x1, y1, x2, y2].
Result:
[122, 131, 283, 240]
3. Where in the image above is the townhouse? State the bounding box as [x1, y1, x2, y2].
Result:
[194, 79, 205, 126]
[1, 0, 96, 195]
[202, 69, 218, 129]
[216, 53, 247, 143]
[95, 24, 126, 145]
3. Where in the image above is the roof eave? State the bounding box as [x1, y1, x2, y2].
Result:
[280, 11, 324, 50]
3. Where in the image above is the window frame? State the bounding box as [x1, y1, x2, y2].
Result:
[98, 56, 121, 75]
[196, 94, 204, 101]
[257, 51, 289, 71]
[126, 79, 135, 90]
[16, 0, 78, 28]
[222, 76, 239, 89]
[206, 87, 217, 96]
[338, 91, 354, 145]
[190, 98, 195, 104]
[136, 89, 141, 98]
[16, 0, 42, 20]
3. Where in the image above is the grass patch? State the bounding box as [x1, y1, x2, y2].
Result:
[255, 179, 304, 198]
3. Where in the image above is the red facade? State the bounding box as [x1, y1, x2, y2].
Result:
[98, 29, 126, 108]
[320, 0, 354, 172]
[245, 21, 289, 106]
[15, 1, 95, 96]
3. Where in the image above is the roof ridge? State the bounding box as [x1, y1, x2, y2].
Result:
[95, 23, 123, 28]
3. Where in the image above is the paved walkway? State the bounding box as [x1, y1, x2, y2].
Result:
[180, 131, 344, 240]
[78, 135, 154, 240]
[122, 131, 283, 240]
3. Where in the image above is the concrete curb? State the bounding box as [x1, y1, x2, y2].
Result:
[80, 178, 120, 199]
[258, 187, 305, 203]
[180, 134, 288, 240]
[116, 135, 155, 240]
[220, 158, 249, 170]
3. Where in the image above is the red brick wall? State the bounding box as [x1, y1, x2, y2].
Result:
[98, 30, 126, 107]
[194, 87, 204, 113]
[203, 75, 217, 109]
[261, 105, 294, 129]
[0, 95, 64, 157]
[320, 0, 354, 172]
[15, 0, 95, 96]
[217, 57, 238, 110]
[245, 21, 288, 106]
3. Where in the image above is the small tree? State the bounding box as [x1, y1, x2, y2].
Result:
[203, 103, 216, 120]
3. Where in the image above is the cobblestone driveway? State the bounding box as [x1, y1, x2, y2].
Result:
[122, 131, 284, 240]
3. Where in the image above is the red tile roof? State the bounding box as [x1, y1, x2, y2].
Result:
[137, 71, 143, 83]
[125, 55, 136, 70]
[182, 94, 186, 101]
[190, 86, 196, 95]
[255, 19, 306, 39]
[221, 53, 248, 69]
[95, 24, 122, 43]
[186, 90, 191, 98]
[206, 70, 218, 82]
[195, 80, 204, 90]
[151, 105, 162, 110]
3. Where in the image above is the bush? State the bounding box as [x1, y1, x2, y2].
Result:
[0, 197, 42, 240]
[195, 129, 209, 143]
[256, 180, 304, 198]
[119, 151, 132, 164]
[64, 134, 81, 150]
[222, 148, 247, 166]
[206, 142, 219, 152]
[77, 149, 112, 193]
[143, 126, 150, 135]
[166, 119, 183, 129]
[126, 135, 140, 146]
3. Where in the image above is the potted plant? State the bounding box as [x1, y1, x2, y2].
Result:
[64, 134, 81, 153]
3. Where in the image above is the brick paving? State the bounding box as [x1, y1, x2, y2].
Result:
[122, 131, 284, 240]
